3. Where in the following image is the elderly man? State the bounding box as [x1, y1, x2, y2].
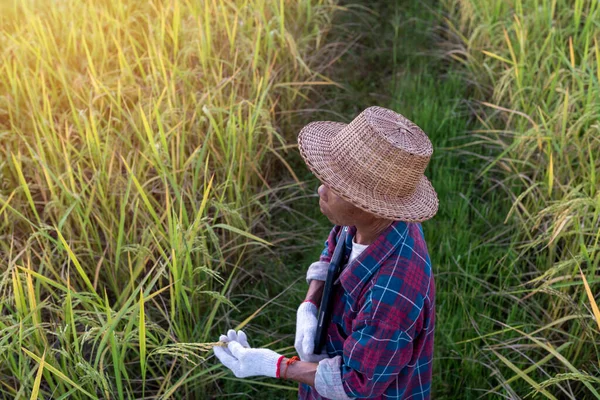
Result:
[214, 106, 438, 399]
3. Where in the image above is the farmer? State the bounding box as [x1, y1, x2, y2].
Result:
[214, 106, 438, 399]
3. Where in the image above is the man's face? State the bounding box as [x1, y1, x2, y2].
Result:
[317, 184, 363, 226]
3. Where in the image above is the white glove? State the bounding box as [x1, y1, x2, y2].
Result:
[295, 302, 330, 362]
[213, 329, 282, 378]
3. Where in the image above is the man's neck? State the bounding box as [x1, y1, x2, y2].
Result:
[354, 219, 394, 245]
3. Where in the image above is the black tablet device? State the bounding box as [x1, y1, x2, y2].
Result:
[314, 227, 348, 354]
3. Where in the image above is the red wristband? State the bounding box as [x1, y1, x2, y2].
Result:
[283, 356, 300, 380]
[302, 299, 318, 307]
[275, 355, 286, 379]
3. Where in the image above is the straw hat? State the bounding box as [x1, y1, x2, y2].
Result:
[298, 106, 438, 222]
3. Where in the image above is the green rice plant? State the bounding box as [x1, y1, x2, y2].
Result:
[442, 0, 600, 397]
[0, 0, 337, 397]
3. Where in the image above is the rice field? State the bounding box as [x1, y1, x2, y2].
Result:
[441, 0, 600, 397]
[0, 0, 335, 397]
[2, 0, 599, 398]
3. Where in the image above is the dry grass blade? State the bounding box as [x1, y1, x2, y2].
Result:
[579, 265, 600, 331]
[21, 348, 94, 398]
[30, 350, 46, 400]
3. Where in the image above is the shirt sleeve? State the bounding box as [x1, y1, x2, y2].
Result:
[340, 319, 417, 398]
[314, 356, 353, 400]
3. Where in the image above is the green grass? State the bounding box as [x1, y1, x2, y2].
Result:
[440, 0, 600, 397]
[0, 0, 337, 398]
[3, 0, 596, 397]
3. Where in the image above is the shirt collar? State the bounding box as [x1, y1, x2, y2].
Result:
[338, 220, 409, 302]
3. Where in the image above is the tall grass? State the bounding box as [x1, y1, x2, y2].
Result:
[442, 0, 600, 397]
[0, 0, 336, 397]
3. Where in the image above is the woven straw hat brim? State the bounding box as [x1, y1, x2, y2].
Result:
[298, 121, 439, 222]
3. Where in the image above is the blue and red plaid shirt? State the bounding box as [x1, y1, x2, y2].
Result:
[299, 221, 435, 399]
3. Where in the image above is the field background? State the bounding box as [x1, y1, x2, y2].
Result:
[0, 0, 337, 397]
[1, 0, 599, 399]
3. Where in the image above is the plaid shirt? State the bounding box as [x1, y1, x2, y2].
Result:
[299, 221, 435, 399]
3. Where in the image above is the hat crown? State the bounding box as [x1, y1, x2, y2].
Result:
[364, 106, 433, 156]
[330, 107, 432, 199]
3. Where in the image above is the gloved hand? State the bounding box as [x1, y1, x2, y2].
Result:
[295, 302, 330, 362]
[213, 329, 283, 378]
